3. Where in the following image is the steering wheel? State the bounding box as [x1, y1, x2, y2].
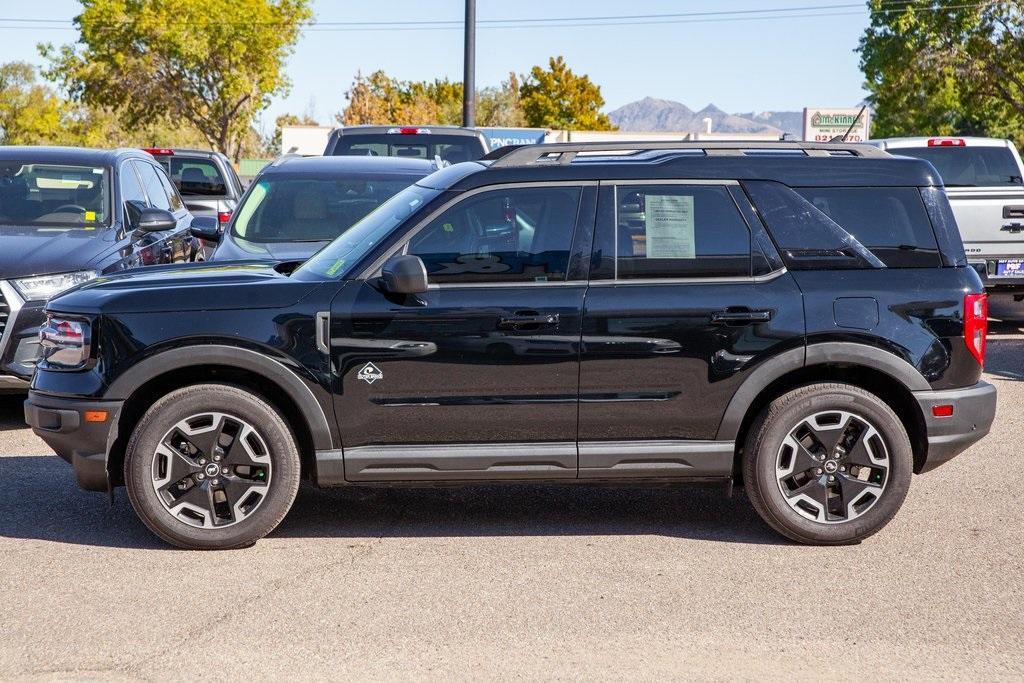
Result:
[53, 204, 88, 214]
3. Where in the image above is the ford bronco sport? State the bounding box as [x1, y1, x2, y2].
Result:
[25, 141, 997, 549]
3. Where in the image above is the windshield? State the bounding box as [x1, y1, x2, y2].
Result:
[332, 134, 485, 163]
[894, 146, 1024, 187]
[231, 174, 426, 244]
[293, 184, 439, 280]
[0, 162, 111, 229]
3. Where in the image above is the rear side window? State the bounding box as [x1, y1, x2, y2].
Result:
[614, 185, 751, 278]
[169, 158, 228, 197]
[794, 187, 941, 268]
[892, 146, 1023, 187]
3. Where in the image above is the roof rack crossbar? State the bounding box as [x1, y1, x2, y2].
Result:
[485, 141, 889, 167]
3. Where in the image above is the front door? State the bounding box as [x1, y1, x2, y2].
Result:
[330, 183, 596, 482]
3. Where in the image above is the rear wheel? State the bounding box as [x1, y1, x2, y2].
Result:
[743, 383, 912, 544]
[124, 384, 300, 550]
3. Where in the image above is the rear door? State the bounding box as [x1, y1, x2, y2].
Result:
[329, 182, 596, 482]
[577, 180, 804, 478]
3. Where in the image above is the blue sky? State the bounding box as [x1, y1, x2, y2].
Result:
[0, 0, 871, 130]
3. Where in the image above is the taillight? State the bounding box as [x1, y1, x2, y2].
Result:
[964, 293, 988, 366]
[387, 127, 431, 135]
[217, 211, 232, 226]
[927, 138, 966, 147]
[143, 147, 174, 155]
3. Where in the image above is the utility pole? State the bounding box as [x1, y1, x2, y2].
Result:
[463, 0, 476, 128]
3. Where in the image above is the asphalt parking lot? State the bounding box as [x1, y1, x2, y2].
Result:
[1, 330, 1022, 680]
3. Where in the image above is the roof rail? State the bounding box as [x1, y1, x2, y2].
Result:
[483, 140, 891, 167]
[269, 153, 304, 167]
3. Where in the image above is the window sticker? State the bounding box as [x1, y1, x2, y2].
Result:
[84, 211, 96, 222]
[644, 194, 695, 258]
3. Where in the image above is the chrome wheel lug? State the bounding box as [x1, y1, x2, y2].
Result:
[828, 475, 835, 482]
[815, 468, 823, 475]
[198, 458, 207, 465]
[196, 473, 205, 480]
[211, 479, 219, 486]
[840, 466, 846, 472]
[213, 455, 221, 462]
[221, 467, 229, 474]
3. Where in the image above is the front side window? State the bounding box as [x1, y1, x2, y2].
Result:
[0, 162, 111, 228]
[134, 161, 172, 211]
[614, 184, 751, 279]
[407, 186, 582, 284]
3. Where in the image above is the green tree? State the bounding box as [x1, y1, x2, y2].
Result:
[478, 73, 526, 128]
[0, 62, 64, 144]
[859, 0, 1024, 143]
[519, 56, 614, 131]
[41, 0, 312, 161]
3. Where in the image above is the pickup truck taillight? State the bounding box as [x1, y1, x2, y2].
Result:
[964, 293, 988, 366]
[217, 211, 232, 227]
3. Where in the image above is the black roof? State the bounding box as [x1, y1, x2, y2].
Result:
[436, 142, 943, 189]
[0, 146, 151, 166]
[263, 154, 439, 177]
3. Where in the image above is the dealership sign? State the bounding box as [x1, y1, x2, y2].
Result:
[802, 107, 871, 142]
[480, 127, 547, 148]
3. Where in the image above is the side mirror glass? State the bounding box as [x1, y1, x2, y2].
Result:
[189, 215, 221, 243]
[135, 207, 177, 233]
[381, 254, 428, 295]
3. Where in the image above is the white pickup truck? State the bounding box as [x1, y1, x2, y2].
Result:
[871, 137, 1024, 317]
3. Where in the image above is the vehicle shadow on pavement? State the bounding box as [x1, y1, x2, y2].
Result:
[0, 395, 26, 432]
[0, 455, 783, 548]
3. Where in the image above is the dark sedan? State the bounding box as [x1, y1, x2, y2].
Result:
[203, 155, 439, 262]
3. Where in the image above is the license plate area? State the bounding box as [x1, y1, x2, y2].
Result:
[995, 259, 1024, 277]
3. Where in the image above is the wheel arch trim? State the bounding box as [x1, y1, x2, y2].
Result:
[105, 344, 334, 451]
[716, 342, 930, 441]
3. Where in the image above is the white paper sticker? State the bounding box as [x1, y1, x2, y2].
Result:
[644, 194, 695, 258]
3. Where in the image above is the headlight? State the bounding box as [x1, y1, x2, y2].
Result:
[13, 270, 98, 301]
[38, 316, 92, 369]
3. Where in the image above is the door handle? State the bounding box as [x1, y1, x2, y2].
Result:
[711, 309, 772, 325]
[498, 312, 559, 330]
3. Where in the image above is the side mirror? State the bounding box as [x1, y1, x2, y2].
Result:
[135, 207, 177, 233]
[189, 215, 221, 243]
[381, 254, 428, 295]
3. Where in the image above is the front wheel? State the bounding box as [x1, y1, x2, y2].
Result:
[743, 383, 913, 545]
[124, 384, 301, 550]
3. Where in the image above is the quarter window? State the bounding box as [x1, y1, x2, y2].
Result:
[614, 185, 751, 278]
[407, 186, 582, 284]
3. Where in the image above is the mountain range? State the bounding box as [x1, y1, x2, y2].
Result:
[607, 97, 803, 138]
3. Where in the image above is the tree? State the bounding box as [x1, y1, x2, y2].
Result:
[41, 0, 312, 161]
[859, 0, 1024, 143]
[0, 62, 64, 144]
[478, 73, 526, 128]
[519, 56, 614, 131]
[339, 71, 463, 126]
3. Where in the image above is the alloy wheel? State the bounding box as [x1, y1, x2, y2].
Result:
[151, 412, 272, 528]
[775, 410, 889, 524]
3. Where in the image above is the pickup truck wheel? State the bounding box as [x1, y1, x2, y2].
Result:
[124, 384, 300, 550]
[743, 383, 912, 545]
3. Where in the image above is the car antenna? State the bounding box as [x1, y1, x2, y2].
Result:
[829, 104, 867, 143]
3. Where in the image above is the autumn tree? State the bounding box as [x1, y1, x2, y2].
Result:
[0, 62, 64, 144]
[859, 0, 1024, 143]
[519, 56, 614, 131]
[41, 0, 312, 161]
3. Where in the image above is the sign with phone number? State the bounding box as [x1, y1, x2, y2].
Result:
[803, 107, 871, 142]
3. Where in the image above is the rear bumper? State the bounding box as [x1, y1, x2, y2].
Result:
[24, 392, 123, 492]
[971, 259, 1024, 292]
[913, 381, 996, 473]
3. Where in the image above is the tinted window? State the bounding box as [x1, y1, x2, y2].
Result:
[169, 157, 228, 196]
[0, 162, 111, 228]
[155, 166, 185, 211]
[893, 146, 1023, 187]
[134, 161, 171, 211]
[334, 134, 484, 163]
[407, 186, 582, 284]
[119, 164, 147, 205]
[795, 187, 941, 267]
[614, 185, 750, 278]
[232, 174, 424, 243]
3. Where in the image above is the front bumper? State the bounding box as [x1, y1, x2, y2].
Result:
[913, 381, 997, 473]
[0, 281, 45, 385]
[24, 392, 123, 492]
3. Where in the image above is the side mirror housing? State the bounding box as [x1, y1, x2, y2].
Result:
[381, 254, 428, 295]
[189, 215, 221, 243]
[135, 207, 177, 233]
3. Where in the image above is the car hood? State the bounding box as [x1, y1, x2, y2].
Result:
[47, 260, 329, 314]
[0, 226, 113, 280]
[212, 236, 326, 263]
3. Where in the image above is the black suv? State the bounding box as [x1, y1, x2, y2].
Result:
[25, 141, 996, 550]
[0, 147, 201, 391]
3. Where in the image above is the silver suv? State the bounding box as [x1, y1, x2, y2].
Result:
[871, 137, 1024, 317]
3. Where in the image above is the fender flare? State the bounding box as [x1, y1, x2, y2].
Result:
[715, 342, 929, 442]
[106, 344, 334, 450]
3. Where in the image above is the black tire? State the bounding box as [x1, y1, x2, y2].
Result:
[124, 383, 301, 550]
[743, 382, 913, 545]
